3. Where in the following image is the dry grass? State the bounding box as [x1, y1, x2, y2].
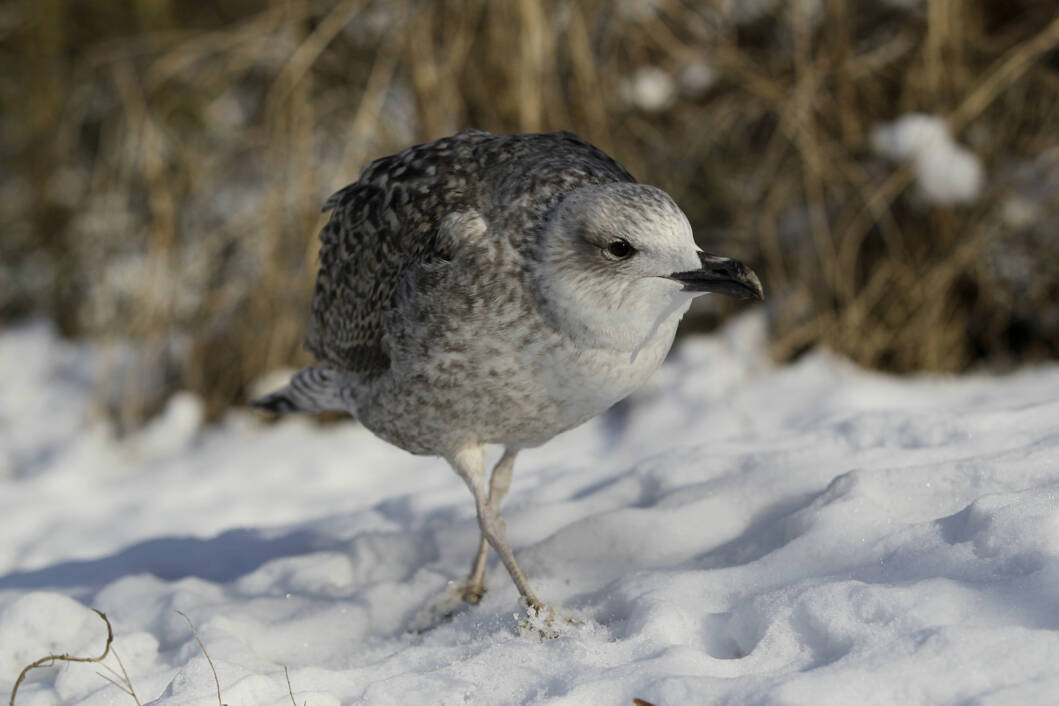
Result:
[2, 0, 1058, 424]
[8, 609, 115, 705]
[6, 608, 243, 705]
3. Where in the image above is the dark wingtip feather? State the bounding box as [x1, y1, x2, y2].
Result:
[250, 391, 299, 414]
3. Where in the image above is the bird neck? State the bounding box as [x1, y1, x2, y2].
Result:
[535, 274, 694, 353]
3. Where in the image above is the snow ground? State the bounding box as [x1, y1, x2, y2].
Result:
[2, 314, 1058, 705]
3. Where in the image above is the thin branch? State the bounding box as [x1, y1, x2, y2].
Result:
[95, 672, 133, 697]
[269, 0, 366, 105]
[9, 609, 114, 706]
[111, 648, 138, 700]
[949, 12, 1059, 132]
[175, 610, 223, 706]
[284, 665, 302, 706]
[94, 647, 143, 705]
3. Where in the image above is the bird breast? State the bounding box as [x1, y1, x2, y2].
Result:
[362, 240, 685, 454]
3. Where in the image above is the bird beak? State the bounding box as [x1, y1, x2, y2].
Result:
[668, 252, 765, 300]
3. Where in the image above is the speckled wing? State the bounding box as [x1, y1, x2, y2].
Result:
[305, 131, 490, 375]
[304, 130, 636, 376]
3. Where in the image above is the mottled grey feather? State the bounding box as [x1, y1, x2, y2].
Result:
[303, 130, 635, 376]
[250, 364, 351, 414]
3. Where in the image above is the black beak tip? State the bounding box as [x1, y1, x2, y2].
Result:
[744, 271, 765, 301]
[669, 253, 765, 301]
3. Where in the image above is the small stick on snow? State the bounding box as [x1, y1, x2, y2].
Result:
[8, 609, 114, 706]
[283, 665, 305, 706]
[95, 646, 143, 705]
[175, 610, 224, 706]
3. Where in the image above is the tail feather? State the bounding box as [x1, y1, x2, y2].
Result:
[250, 389, 302, 414]
[250, 365, 353, 415]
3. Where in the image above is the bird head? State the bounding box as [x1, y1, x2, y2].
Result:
[532, 183, 763, 352]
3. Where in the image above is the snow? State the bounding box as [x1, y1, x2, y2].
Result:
[620, 67, 677, 113]
[677, 61, 717, 98]
[2, 314, 1059, 705]
[872, 113, 985, 205]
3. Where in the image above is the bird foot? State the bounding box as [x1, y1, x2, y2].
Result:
[406, 581, 486, 633]
[461, 582, 486, 604]
[516, 599, 584, 640]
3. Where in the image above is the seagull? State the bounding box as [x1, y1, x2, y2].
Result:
[253, 130, 763, 625]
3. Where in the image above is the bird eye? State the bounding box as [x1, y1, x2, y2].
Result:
[604, 240, 635, 260]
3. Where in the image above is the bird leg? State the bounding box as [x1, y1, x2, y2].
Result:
[461, 448, 518, 603]
[450, 446, 542, 610]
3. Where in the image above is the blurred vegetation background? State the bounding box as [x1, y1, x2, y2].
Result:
[2, 0, 1058, 427]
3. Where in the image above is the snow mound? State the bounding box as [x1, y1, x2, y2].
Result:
[872, 112, 984, 205]
[2, 313, 1059, 704]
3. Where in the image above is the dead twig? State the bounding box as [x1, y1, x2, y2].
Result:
[95, 646, 143, 705]
[949, 12, 1059, 132]
[175, 610, 224, 706]
[284, 665, 306, 706]
[9, 609, 114, 706]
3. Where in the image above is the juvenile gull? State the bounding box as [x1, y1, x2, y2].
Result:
[254, 130, 763, 624]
